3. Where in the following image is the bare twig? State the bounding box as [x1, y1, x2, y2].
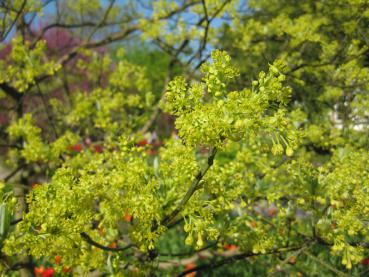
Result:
[86, 0, 116, 42]
[0, 0, 27, 42]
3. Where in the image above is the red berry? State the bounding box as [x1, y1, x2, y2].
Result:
[69, 143, 82, 152]
[137, 139, 148, 147]
[94, 144, 103, 153]
[361, 258, 369, 266]
[42, 268, 55, 277]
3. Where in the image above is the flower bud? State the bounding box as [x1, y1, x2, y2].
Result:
[286, 147, 294, 157]
[185, 234, 193, 245]
[196, 233, 204, 247]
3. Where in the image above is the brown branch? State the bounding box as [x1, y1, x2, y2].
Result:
[198, 0, 209, 62]
[86, 0, 116, 43]
[177, 244, 310, 276]
[6, 261, 34, 274]
[34, 20, 129, 45]
[187, 0, 232, 68]
[80, 232, 134, 252]
[158, 0, 201, 20]
[0, 144, 21, 149]
[3, 164, 25, 182]
[0, 0, 27, 42]
[0, 83, 22, 101]
[10, 218, 22, 225]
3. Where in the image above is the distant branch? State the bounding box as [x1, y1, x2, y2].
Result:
[188, 0, 232, 68]
[34, 0, 201, 86]
[0, 0, 27, 42]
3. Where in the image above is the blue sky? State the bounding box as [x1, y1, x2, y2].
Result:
[4, 0, 248, 51]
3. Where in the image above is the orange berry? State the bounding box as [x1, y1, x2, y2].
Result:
[124, 211, 133, 222]
[34, 266, 45, 276]
[55, 255, 62, 265]
[184, 263, 196, 277]
[224, 244, 237, 251]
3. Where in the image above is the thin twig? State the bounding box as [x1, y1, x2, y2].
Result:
[161, 147, 217, 227]
[304, 250, 351, 277]
[86, 0, 116, 42]
[0, 0, 27, 42]
[3, 164, 25, 182]
[80, 232, 134, 252]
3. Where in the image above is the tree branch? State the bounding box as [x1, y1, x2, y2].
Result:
[33, 1, 201, 86]
[0, 0, 27, 42]
[80, 232, 134, 252]
[0, 83, 22, 101]
[3, 164, 25, 182]
[177, 243, 310, 276]
[161, 147, 217, 227]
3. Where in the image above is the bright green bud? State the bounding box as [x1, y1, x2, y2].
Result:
[286, 147, 294, 157]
